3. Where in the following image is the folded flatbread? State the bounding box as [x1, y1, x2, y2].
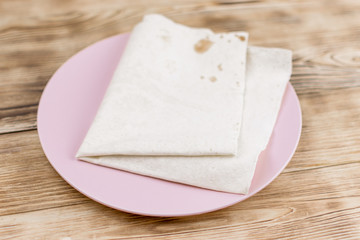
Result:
[77, 14, 248, 156]
[77, 47, 292, 194]
[77, 14, 292, 194]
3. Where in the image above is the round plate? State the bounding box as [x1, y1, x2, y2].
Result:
[38, 33, 302, 217]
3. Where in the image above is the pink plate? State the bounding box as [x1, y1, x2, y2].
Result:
[38, 33, 302, 217]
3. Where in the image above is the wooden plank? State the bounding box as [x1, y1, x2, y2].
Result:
[0, 175, 359, 239]
[0, 105, 37, 134]
[1, 0, 360, 134]
[286, 87, 360, 172]
[0, 130, 89, 217]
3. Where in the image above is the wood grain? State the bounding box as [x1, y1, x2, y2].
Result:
[1, 195, 360, 239]
[1, 0, 360, 239]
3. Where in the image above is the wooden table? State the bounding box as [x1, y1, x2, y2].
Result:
[1, 0, 360, 239]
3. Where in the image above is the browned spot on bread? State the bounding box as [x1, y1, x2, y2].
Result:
[194, 39, 214, 53]
[210, 76, 217, 82]
[218, 64, 223, 71]
[236, 35, 246, 41]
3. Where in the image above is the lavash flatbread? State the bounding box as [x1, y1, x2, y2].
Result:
[77, 14, 248, 157]
[79, 46, 292, 194]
